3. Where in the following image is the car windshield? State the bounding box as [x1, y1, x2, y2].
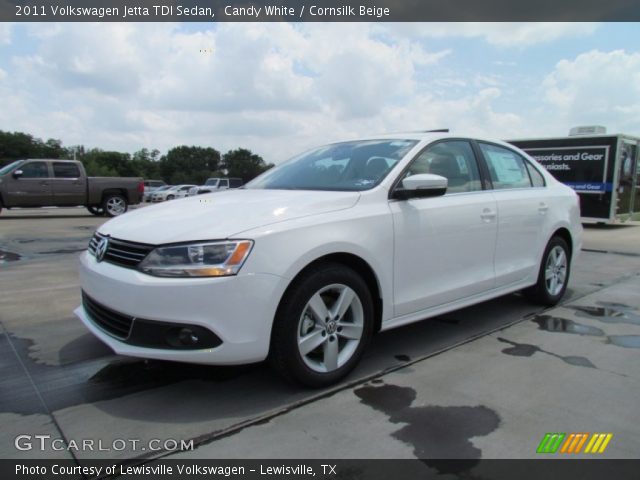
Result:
[247, 139, 418, 191]
[0, 160, 24, 176]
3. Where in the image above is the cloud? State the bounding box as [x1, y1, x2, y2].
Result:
[0, 23, 11, 44]
[392, 22, 598, 47]
[0, 23, 634, 165]
[0, 23, 452, 160]
[542, 49, 640, 133]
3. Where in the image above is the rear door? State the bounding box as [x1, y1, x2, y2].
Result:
[390, 140, 498, 316]
[50, 162, 85, 206]
[5, 160, 53, 206]
[477, 142, 547, 287]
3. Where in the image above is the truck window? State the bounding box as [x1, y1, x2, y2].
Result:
[229, 178, 243, 188]
[53, 162, 81, 178]
[20, 161, 49, 178]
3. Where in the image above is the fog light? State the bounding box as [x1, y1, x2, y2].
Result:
[178, 328, 199, 346]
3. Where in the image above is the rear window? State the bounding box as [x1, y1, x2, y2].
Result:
[479, 143, 533, 190]
[53, 162, 81, 178]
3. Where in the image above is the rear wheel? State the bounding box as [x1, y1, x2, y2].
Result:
[523, 236, 571, 306]
[87, 206, 104, 216]
[102, 194, 128, 217]
[270, 263, 374, 388]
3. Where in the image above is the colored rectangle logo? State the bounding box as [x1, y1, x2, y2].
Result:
[537, 433, 612, 454]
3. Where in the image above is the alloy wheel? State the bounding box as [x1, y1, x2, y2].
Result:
[297, 283, 364, 373]
[544, 245, 567, 296]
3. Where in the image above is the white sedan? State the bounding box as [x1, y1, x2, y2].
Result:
[75, 132, 582, 387]
[151, 184, 195, 202]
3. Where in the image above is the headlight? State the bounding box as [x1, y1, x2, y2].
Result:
[138, 240, 253, 277]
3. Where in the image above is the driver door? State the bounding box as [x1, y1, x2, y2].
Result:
[390, 140, 498, 316]
[5, 160, 53, 207]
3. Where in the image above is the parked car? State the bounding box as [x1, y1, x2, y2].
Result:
[204, 177, 243, 190]
[174, 184, 197, 199]
[143, 180, 167, 202]
[147, 185, 172, 202]
[187, 186, 216, 196]
[76, 133, 582, 387]
[150, 184, 194, 202]
[0, 159, 143, 217]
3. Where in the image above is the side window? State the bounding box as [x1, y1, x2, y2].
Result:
[53, 162, 80, 178]
[405, 140, 482, 194]
[20, 161, 49, 178]
[479, 143, 532, 190]
[524, 161, 546, 187]
[219, 179, 229, 188]
[229, 178, 243, 188]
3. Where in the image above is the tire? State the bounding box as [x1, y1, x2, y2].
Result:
[87, 206, 104, 216]
[523, 236, 571, 306]
[270, 263, 374, 388]
[102, 194, 128, 217]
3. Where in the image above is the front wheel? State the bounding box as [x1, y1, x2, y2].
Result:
[270, 263, 374, 388]
[102, 194, 128, 217]
[87, 206, 104, 216]
[523, 236, 571, 306]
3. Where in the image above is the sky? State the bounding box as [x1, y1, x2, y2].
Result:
[0, 22, 639, 163]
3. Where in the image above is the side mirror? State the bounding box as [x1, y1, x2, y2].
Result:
[392, 174, 448, 200]
[12, 169, 23, 179]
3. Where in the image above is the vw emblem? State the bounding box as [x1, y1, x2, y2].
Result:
[95, 238, 109, 262]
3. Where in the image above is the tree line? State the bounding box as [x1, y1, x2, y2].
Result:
[0, 130, 274, 184]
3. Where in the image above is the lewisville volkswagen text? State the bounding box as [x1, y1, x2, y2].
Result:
[75, 132, 582, 386]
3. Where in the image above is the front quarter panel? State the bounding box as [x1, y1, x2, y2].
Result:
[237, 196, 395, 324]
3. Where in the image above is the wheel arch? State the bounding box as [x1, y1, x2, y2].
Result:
[101, 189, 129, 203]
[550, 227, 573, 259]
[273, 252, 384, 336]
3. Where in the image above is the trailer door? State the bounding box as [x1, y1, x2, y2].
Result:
[616, 140, 638, 218]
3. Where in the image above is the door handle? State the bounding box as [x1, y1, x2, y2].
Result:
[538, 202, 549, 215]
[480, 208, 496, 222]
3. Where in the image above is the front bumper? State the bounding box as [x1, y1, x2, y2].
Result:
[75, 251, 285, 365]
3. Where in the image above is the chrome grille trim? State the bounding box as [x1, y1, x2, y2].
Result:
[87, 232, 154, 269]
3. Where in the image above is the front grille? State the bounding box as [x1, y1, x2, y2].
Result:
[82, 292, 133, 339]
[88, 233, 154, 269]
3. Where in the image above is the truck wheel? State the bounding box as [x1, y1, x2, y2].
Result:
[87, 206, 104, 216]
[102, 194, 128, 217]
[270, 263, 374, 388]
[523, 236, 571, 306]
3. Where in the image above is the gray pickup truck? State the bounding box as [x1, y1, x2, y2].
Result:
[0, 159, 143, 217]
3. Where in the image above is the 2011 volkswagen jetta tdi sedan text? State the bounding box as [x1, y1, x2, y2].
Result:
[75, 132, 582, 387]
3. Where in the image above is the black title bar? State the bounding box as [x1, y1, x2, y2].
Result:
[3, 0, 640, 22]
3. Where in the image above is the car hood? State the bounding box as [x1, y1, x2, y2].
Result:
[99, 189, 361, 244]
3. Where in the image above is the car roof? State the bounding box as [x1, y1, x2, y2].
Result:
[326, 132, 519, 151]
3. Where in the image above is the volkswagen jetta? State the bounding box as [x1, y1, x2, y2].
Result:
[75, 132, 582, 386]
